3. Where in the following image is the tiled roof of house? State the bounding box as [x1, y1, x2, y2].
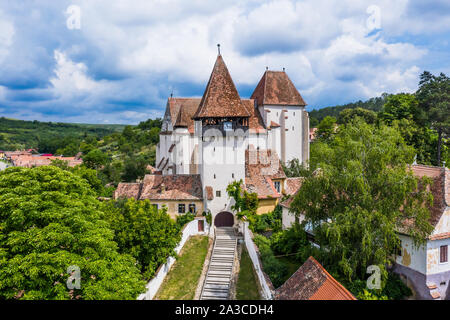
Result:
[411, 165, 449, 236]
[115, 174, 203, 201]
[285, 177, 303, 195]
[397, 165, 449, 239]
[251, 71, 307, 107]
[114, 182, 141, 199]
[193, 55, 250, 119]
[280, 177, 304, 208]
[244, 148, 286, 199]
[275, 256, 356, 300]
[11, 155, 82, 168]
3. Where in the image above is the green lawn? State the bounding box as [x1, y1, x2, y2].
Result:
[155, 235, 209, 300]
[236, 247, 262, 300]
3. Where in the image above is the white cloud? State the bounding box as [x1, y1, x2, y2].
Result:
[0, 0, 448, 123]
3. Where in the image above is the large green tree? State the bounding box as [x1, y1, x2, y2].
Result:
[290, 119, 434, 287]
[338, 107, 377, 125]
[0, 166, 145, 300]
[416, 71, 450, 166]
[102, 198, 181, 280]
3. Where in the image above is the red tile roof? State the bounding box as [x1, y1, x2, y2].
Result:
[115, 174, 203, 201]
[11, 155, 82, 168]
[285, 177, 303, 195]
[174, 105, 190, 128]
[241, 99, 266, 133]
[245, 148, 286, 199]
[193, 55, 250, 119]
[251, 71, 306, 107]
[410, 165, 449, 228]
[280, 177, 304, 208]
[165, 97, 201, 134]
[275, 256, 356, 300]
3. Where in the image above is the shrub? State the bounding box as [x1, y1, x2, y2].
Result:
[176, 212, 195, 229]
[270, 223, 311, 261]
[253, 235, 287, 288]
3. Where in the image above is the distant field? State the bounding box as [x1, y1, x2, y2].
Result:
[0, 117, 128, 151]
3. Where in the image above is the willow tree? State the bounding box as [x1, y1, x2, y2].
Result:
[290, 119, 433, 287]
[0, 166, 145, 300]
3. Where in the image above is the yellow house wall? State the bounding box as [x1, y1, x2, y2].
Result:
[149, 200, 204, 220]
[256, 198, 279, 215]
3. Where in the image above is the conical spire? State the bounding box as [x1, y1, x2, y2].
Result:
[174, 105, 189, 128]
[193, 54, 250, 119]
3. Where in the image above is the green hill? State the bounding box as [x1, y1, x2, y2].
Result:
[0, 117, 127, 152]
[309, 93, 390, 126]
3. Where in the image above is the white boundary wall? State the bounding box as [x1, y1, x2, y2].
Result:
[137, 218, 210, 300]
[242, 222, 274, 300]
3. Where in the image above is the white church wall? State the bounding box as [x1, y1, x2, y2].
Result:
[283, 106, 304, 163]
[201, 128, 246, 218]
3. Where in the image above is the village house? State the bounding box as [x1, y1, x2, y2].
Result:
[116, 51, 310, 227]
[394, 165, 450, 300]
[9, 154, 83, 168]
[281, 164, 450, 300]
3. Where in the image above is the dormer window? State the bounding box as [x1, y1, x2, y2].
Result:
[274, 181, 281, 193]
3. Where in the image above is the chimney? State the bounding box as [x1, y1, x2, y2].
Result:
[160, 182, 166, 194]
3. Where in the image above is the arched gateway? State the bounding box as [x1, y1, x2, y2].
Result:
[214, 211, 234, 227]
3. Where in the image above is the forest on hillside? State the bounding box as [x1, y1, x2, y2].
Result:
[0, 117, 126, 152]
[308, 93, 390, 127]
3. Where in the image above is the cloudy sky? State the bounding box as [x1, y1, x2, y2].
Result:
[0, 0, 449, 124]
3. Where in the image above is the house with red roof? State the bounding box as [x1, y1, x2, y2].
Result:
[393, 164, 450, 300]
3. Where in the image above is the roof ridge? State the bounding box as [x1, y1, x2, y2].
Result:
[308, 256, 356, 300]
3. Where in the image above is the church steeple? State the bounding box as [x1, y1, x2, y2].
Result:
[193, 53, 250, 120]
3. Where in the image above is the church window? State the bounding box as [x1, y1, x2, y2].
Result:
[214, 174, 216, 179]
[232, 173, 234, 178]
[178, 204, 186, 214]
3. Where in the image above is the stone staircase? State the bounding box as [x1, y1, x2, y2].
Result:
[200, 227, 237, 300]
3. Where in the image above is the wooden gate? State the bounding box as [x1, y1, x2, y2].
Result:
[198, 219, 204, 232]
[214, 211, 234, 227]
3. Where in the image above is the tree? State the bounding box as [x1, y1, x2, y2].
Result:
[416, 71, 450, 166]
[338, 107, 377, 125]
[316, 116, 337, 141]
[122, 155, 149, 182]
[0, 166, 145, 299]
[290, 119, 434, 288]
[226, 180, 258, 217]
[102, 198, 181, 280]
[82, 149, 107, 169]
[51, 159, 105, 196]
[378, 93, 421, 125]
[282, 158, 313, 178]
